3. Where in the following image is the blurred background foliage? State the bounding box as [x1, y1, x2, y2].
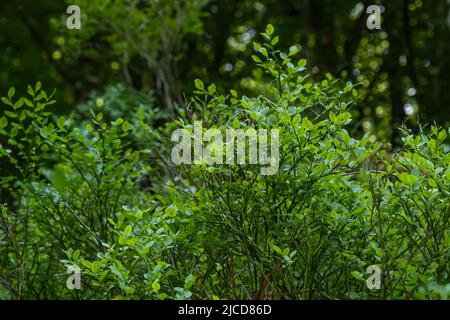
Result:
[1, 0, 449, 146]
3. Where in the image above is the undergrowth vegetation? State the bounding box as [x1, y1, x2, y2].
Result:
[0, 26, 448, 299]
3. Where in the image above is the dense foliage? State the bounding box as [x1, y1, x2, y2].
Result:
[0, 26, 448, 299]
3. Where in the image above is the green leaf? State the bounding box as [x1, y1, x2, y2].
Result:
[165, 206, 177, 218]
[194, 79, 204, 90]
[398, 172, 419, 186]
[81, 260, 93, 271]
[351, 271, 364, 281]
[13, 99, 24, 109]
[184, 274, 196, 289]
[260, 47, 268, 58]
[122, 121, 131, 132]
[266, 24, 274, 36]
[253, 42, 261, 51]
[271, 244, 282, 254]
[22, 98, 33, 107]
[1, 97, 10, 105]
[230, 89, 237, 98]
[438, 129, 447, 141]
[445, 171, 450, 181]
[152, 281, 160, 293]
[35, 81, 42, 91]
[57, 116, 66, 129]
[99, 270, 109, 281]
[4, 111, 17, 118]
[207, 84, 216, 95]
[35, 91, 47, 101]
[251, 55, 262, 63]
[7, 87, 15, 99]
[0, 117, 7, 129]
[298, 59, 307, 68]
[113, 118, 124, 126]
[73, 250, 80, 260]
[271, 36, 279, 46]
[261, 33, 271, 41]
[344, 83, 353, 93]
[27, 85, 34, 97]
[289, 45, 300, 56]
[329, 111, 337, 124]
[428, 178, 437, 188]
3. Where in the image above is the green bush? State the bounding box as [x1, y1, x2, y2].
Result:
[0, 26, 448, 300]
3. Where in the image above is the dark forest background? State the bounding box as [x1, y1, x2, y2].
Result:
[1, 0, 449, 145]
